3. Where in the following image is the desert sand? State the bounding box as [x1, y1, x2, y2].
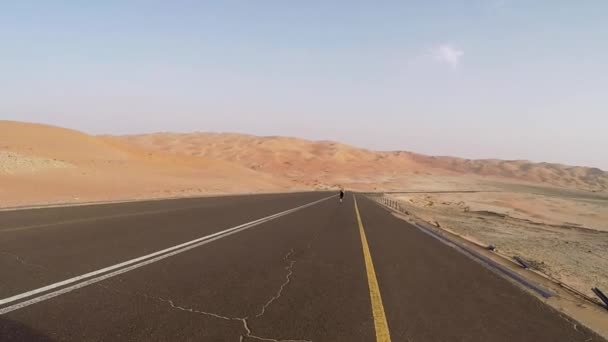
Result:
[2, 121, 607, 207]
[109, 128, 608, 303]
[2, 120, 607, 206]
[117, 132, 608, 192]
[0, 121, 301, 207]
[388, 186, 608, 298]
[2, 120, 607, 305]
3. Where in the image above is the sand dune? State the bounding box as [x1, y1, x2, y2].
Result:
[0, 121, 295, 207]
[1, 121, 131, 164]
[118, 132, 608, 192]
[114, 132, 434, 190]
[5, 120, 605, 326]
[1, 120, 606, 207]
[411, 155, 608, 191]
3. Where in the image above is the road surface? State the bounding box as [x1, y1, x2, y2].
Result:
[0, 192, 601, 341]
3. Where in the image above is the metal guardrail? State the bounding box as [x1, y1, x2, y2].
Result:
[368, 193, 408, 214]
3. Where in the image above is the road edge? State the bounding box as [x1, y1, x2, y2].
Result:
[364, 194, 608, 341]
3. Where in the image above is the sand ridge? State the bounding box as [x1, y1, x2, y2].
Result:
[118, 131, 608, 192]
[1, 120, 607, 207]
[0, 121, 298, 207]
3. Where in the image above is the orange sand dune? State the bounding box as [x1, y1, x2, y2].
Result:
[1, 120, 606, 207]
[118, 132, 608, 192]
[1, 121, 130, 164]
[114, 133, 429, 189]
[409, 155, 607, 191]
[0, 121, 295, 207]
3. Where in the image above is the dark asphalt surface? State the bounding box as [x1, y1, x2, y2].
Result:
[0, 192, 602, 341]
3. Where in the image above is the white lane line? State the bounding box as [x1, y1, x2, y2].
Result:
[0, 195, 333, 312]
[0, 212, 287, 315]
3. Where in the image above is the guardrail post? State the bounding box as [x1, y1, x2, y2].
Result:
[513, 256, 532, 269]
[592, 288, 608, 310]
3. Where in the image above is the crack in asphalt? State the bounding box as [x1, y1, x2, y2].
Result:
[239, 318, 311, 342]
[96, 248, 311, 342]
[255, 249, 296, 318]
[150, 299, 310, 342]
[158, 296, 241, 322]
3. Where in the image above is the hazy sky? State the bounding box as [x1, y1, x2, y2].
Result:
[1, 1, 607, 169]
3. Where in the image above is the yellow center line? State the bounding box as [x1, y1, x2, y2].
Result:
[354, 196, 392, 342]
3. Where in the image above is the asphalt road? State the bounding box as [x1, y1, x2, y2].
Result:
[0, 192, 601, 341]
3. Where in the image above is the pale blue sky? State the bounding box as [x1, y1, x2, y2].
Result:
[1, 1, 607, 169]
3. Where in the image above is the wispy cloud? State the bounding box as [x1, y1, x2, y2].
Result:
[490, 0, 507, 11]
[483, 0, 511, 16]
[432, 44, 464, 69]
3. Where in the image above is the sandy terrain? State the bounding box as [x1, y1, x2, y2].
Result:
[1, 120, 607, 313]
[113, 132, 427, 191]
[0, 121, 300, 207]
[0, 151, 73, 174]
[2, 121, 606, 208]
[2, 120, 606, 335]
[118, 132, 608, 192]
[1, 119, 605, 207]
[388, 186, 608, 298]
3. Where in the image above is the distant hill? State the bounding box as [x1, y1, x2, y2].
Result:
[0, 121, 294, 207]
[117, 132, 608, 192]
[1, 120, 605, 208]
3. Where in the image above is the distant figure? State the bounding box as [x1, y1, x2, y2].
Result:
[339, 189, 345, 203]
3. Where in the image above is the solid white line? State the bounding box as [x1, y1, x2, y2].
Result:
[0, 195, 332, 311]
[0, 213, 286, 315]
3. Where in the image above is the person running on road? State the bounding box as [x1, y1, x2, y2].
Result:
[339, 189, 345, 203]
